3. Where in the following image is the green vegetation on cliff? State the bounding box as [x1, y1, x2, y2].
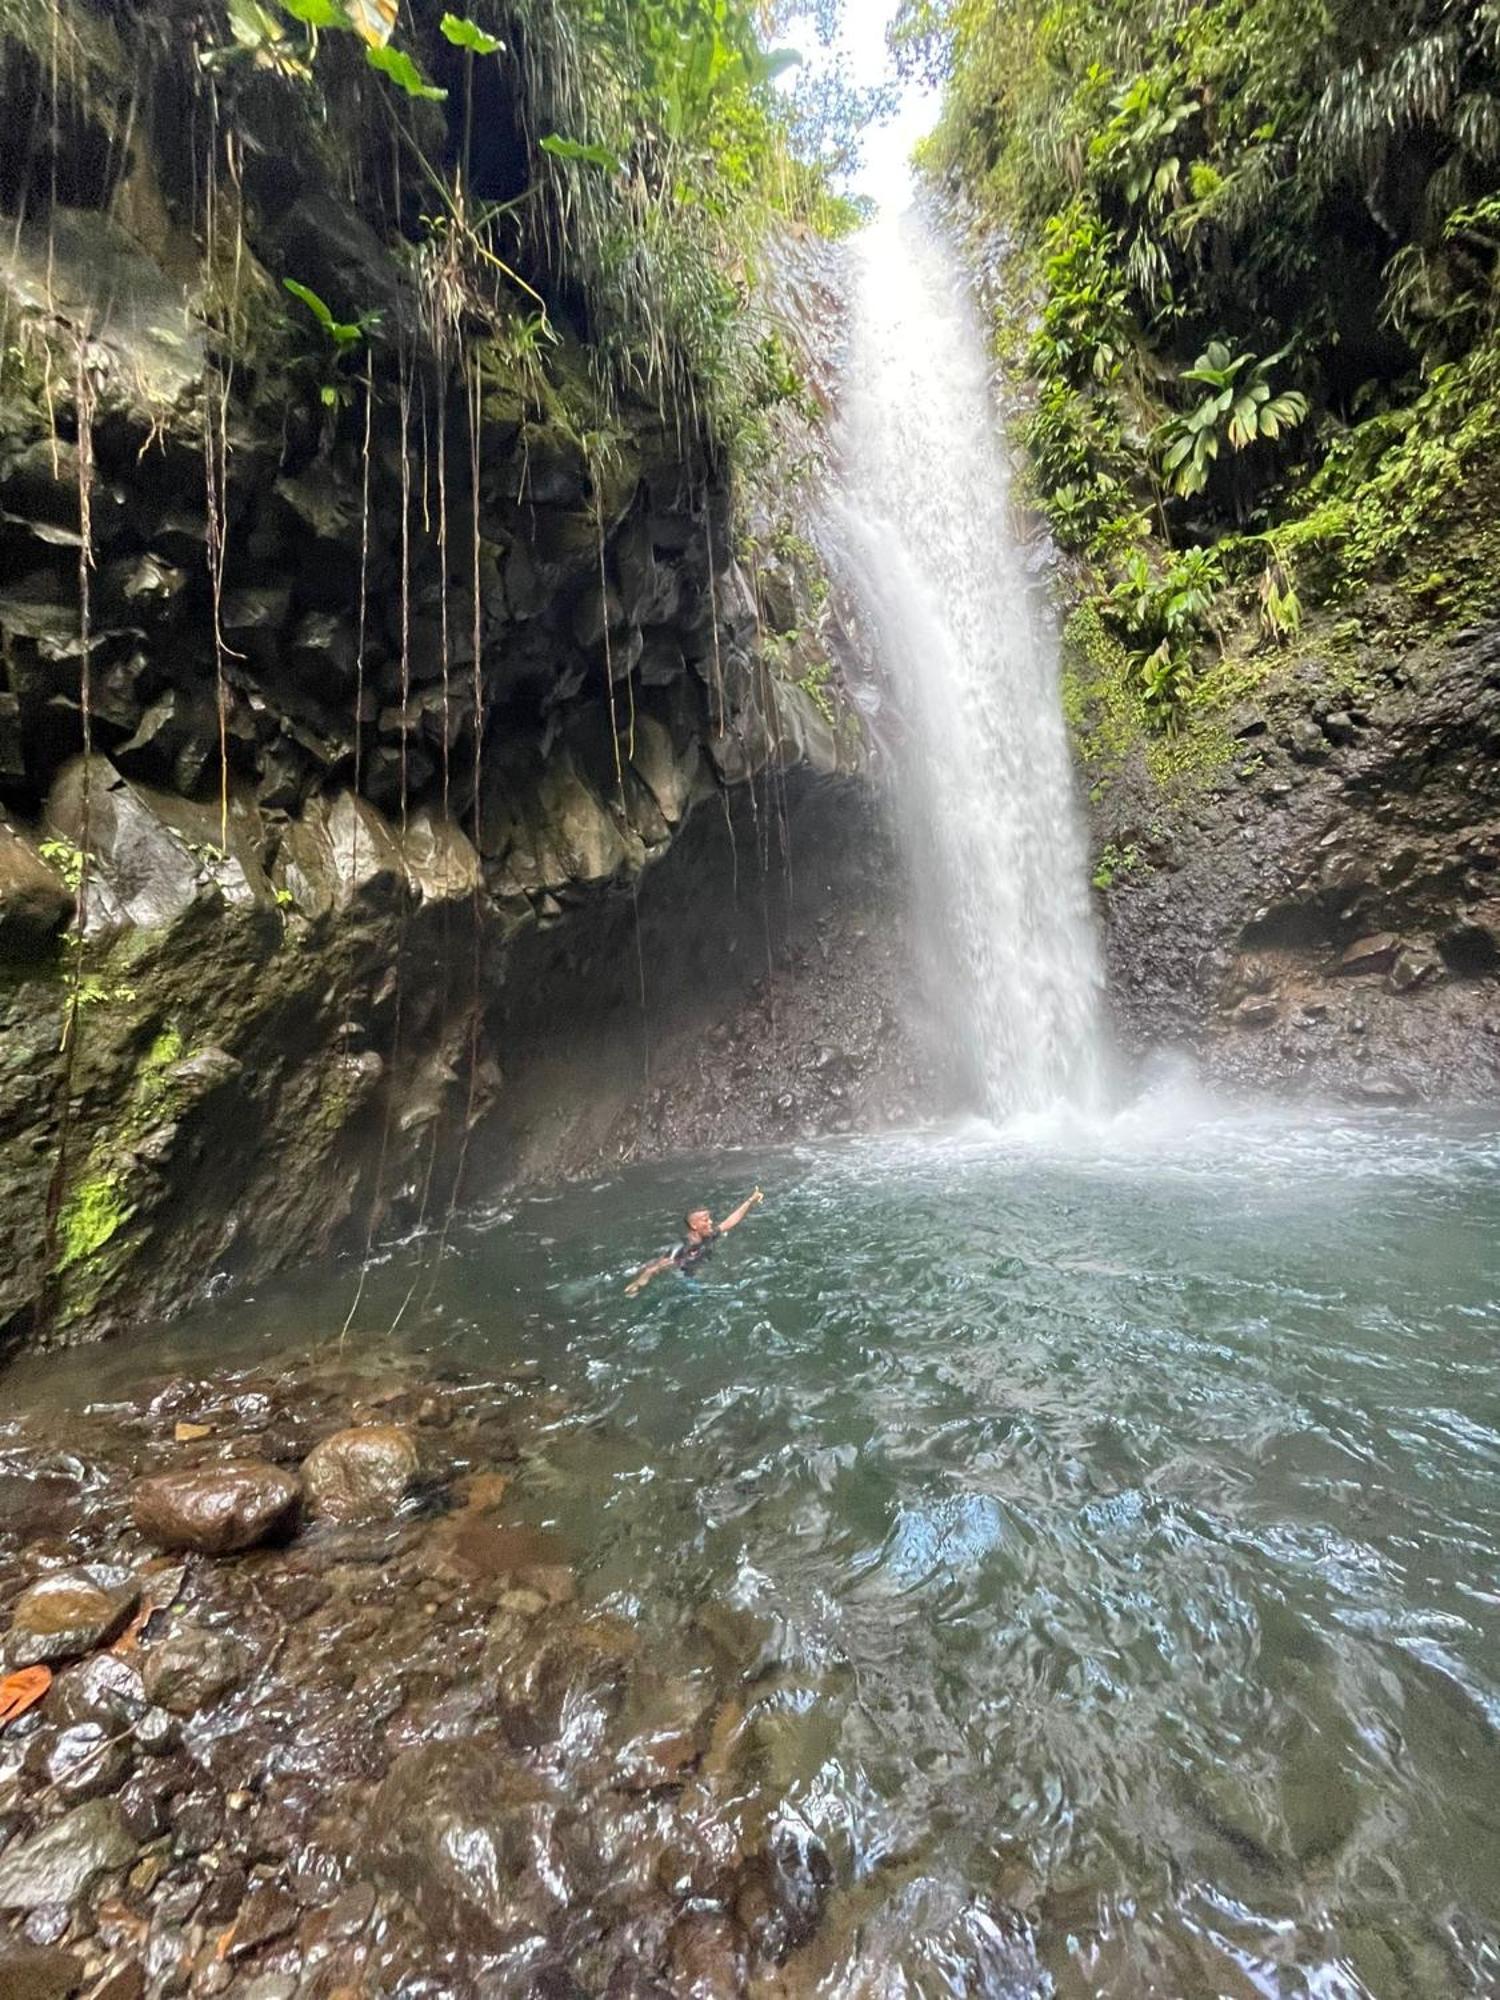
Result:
[0, 0, 883, 1343]
[3, 0, 874, 456]
[898, 0, 1500, 742]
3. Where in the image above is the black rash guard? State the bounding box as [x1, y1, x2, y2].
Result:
[671, 1227, 721, 1275]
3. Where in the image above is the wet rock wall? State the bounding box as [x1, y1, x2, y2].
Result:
[477, 772, 951, 1186]
[1089, 624, 1500, 1102]
[0, 11, 916, 1350]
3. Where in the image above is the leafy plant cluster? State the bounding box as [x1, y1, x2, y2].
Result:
[505, 0, 873, 447]
[192, 0, 875, 454]
[897, 0, 1500, 719]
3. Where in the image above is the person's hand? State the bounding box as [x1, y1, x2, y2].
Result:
[625, 1278, 643, 1297]
[751, 1187, 764, 1206]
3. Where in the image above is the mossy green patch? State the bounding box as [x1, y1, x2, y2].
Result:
[143, 1027, 186, 1074]
[1061, 601, 1145, 777]
[50, 1019, 190, 1312]
[56, 1168, 131, 1273]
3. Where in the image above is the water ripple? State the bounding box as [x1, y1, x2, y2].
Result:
[9, 1102, 1500, 1995]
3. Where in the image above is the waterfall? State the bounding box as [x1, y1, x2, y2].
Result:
[831, 207, 1110, 1118]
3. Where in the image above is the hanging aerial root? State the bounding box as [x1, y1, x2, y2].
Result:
[417, 353, 488, 1315]
[42, 339, 98, 1303]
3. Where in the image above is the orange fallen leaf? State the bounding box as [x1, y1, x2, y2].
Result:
[0, 1664, 52, 1726]
[174, 1422, 212, 1443]
[214, 1920, 239, 1962]
[110, 1605, 151, 1654]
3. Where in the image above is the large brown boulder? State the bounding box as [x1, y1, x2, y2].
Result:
[301, 1425, 419, 1522]
[130, 1462, 300, 1555]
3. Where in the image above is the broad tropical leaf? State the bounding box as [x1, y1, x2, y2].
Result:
[282, 278, 364, 347]
[276, 0, 347, 26]
[366, 42, 446, 98]
[440, 14, 503, 55]
[540, 133, 624, 174]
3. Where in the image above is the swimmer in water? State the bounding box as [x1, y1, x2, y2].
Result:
[625, 1189, 764, 1296]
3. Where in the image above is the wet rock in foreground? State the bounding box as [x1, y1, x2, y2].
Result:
[41, 1723, 133, 1805]
[1, 1568, 140, 1671]
[0, 1341, 1013, 1998]
[130, 1462, 300, 1554]
[300, 1424, 419, 1522]
[139, 1624, 248, 1715]
[0, 1801, 137, 1912]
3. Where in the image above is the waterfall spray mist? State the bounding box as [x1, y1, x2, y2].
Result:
[833, 209, 1110, 1119]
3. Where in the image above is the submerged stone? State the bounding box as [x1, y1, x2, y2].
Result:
[2, 1566, 140, 1670]
[667, 1911, 747, 1999]
[835, 1878, 1042, 1998]
[223, 1884, 298, 1958]
[140, 1625, 249, 1714]
[47, 1653, 147, 1730]
[0, 1800, 138, 1911]
[370, 1743, 572, 1952]
[612, 1674, 718, 1794]
[43, 1723, 133, 1804]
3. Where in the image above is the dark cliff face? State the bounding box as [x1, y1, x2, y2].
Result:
[0, 16, 924, 1349]
[1089, 625, 1500, 1104]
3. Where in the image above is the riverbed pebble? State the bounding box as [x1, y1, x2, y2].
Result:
[46, 1654, 146, 1731]
[0, 1800, 138, 1911]
[140, 1626, 249, 1715]
[42, 1722, 133, 1804]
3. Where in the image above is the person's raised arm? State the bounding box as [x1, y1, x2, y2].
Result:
[719, 1187, 764, 1234]
[625, 1255, 675, 1297]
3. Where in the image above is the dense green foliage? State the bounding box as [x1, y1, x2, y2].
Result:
[897, 0, 1500, 718]
[500, 0, 875, 454]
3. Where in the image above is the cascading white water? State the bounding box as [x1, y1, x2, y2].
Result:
[831, 206, 1110, 1117]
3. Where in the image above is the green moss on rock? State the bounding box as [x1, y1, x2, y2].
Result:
[56, 1169, 131, 1274]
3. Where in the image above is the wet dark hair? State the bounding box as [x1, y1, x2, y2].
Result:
[685, 1208, 710, 1230]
